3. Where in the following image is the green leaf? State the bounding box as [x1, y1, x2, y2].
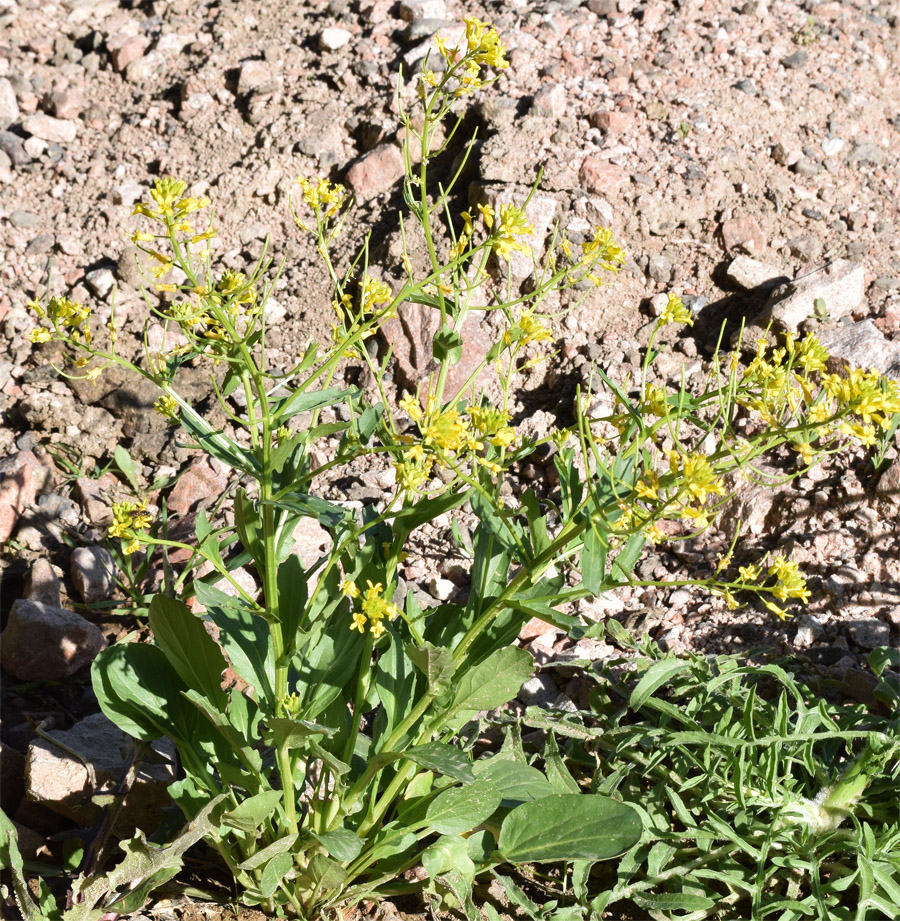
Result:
[392, 488, 472, 540]
[311, 828, 363, 862]
[114, 445, 141, 494]
[426, 778, 501, 835]
[221, 790, 283, 834]
[276, 554, 309, 656]
[148, 595, 227, 707]
[195, 582, 274, 708]
[542, 733, 580, 795]
[611, 532, 645, 581]
[273, 387, 360, 424]
[498, 794, 642, 863]
[473, 760, 556, 809]
[174, 396, 257, 474]
[631, 892, 717, 911]
[422, 835, 476, 914]
[306, 853, 347, 894]
[629, 658, 692, 710]
[869, 646, 900, 676]
[92, 643, 186, 742]
[406, 742, 475, 784]
[259, 851, 293, 899]
[263, 717, 330, 749]
[236, 834, 298, 871]
[194, 510, 224, 570]
[581, 522, 609, 594]
[451, 646, 533, 715]
[433, 326, 463, 365]
[407, 642, 456, 697]
[234, 488, 264, 575]
[264, 494, 348, 531]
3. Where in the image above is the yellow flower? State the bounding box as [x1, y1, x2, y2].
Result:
[642, 384, 668, 417]
[461, 210, 474, 236]
[634, 471, 659, 501]
[738, 564, 761, 583]
[340, 579, 360, 599]
[28, 328, 52, 343]
[669, 451, 725, 504]
[296, 177, 348, 218]
[492, 203, 533, 260]
[659, 293, 693, 327]
[462, 16, 508, 69]
[581, 227, 626, 272]
[154, 394, 180, 423]
[360, 275, 393, 312]
[357, 580, 401, 638]
[477, 202, 494, 229]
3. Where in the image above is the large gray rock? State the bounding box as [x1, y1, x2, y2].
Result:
[754, 259, 865, 331]
[26, 713, 176, 832]
[0, 599, 106, 679]
[71, 545, 117, 603]
[817, 319, 900, 379]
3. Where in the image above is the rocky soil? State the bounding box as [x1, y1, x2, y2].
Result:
[1, 0, 900, 917]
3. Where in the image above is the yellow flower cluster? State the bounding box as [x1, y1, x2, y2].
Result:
[658, 293, 693, 327]
[715, 557, 811, 619]
[492, 204, 533, 260]
[395, 392, 515, 491]
[154, 394, 180, 423]
[580, 227, 627, 283]
[359, 275, 393, 314]
[108, 500, 154, 555]
[295, 177, 347, 218]
[347, 580, 401, 639]
[133, 177, 210, 224]
[26, 295, 93, 345]
[738, 333, 900, 452]
[429, 17, 508, 99]
[503, 310, 554, 348]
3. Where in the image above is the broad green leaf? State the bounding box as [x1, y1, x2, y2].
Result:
[406, 742, 475, 784]
[276, 554, 309, 656]
[263, 717, 330, 749]
[451, 646, 533, 715]
[473, 759, 556, 809]
[273, 386, 359, 423]
[433, 325, 463, 364]
[423, 835, 474, 881]
[182, 689, 262, 775]
[311, 828, 363, 862]
[425, 778, 501, 835]
[631, 892, 716, 911]
[306, 853, 347, 893]
[259, 851, 293, 899]
[148, 594, 227, 707]
[234, 488, 264, 575]
[374, 624, 419, 739]
[611, 532, 645, 581]
[264, 494, 347, 531]
[407, 642, 456, 696]
[221, 790, 283, 834]
[173, 396, 257, 474]
[236, 834, 298, 871]
[92, 643, 186, 742]
[581, 522, 609, 594]
[629, 658, 693, 710]
[195, 581, 274, 708]
[498, 794, 642, 862]
[422, 835, 476, 914]
[114, 444, 141, 494]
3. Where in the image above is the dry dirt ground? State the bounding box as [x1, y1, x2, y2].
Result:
[1, 0, 900, 917]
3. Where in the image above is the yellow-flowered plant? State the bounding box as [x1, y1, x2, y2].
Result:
[17, 18, 900, 921]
